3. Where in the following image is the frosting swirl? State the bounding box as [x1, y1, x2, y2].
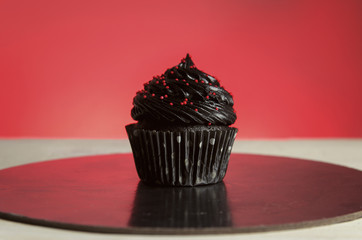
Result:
[131, 54, 236, 126]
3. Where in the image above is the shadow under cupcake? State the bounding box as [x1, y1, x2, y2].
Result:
[128, 182, 232, 228]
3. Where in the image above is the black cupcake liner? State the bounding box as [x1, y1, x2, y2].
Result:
[126, 124, 238, 186]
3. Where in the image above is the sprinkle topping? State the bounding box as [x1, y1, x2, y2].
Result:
[131, 54, 236, 126]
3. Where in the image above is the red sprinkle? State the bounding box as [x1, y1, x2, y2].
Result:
[166, 86, 169, 89]
[195, 80, 198, 83]
[156, 81, 159, 84]
[170, 102, 173, 106]
[152, 93, 155, 97]
[195, 108, 198, 111]
[175, 66, 178, 69]
[209, 83, 212, 85]
[208, 123, 211, 126]
[183, 79, 186, 82]
[206, 96, 209, 99]
[190, 102, 193, 105]
[216, 107, 219, 110]
[185, 98, 188, 101]
[212, 92, 216, 95]
[143, 95, 147, 98]
[180, 102, 184, 105]
[171, 71, 174, 74]
[175, 78, 179, 81]
[160, 96, 164, 99]
[163, 83, 167, 86]
[186, 83, 189, 86]
[164, 94, 168, 98]
[201, 80, 205, 83]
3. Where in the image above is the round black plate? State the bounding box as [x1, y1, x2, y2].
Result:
[0, 154, 362, 234]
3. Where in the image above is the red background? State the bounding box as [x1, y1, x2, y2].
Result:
[0, 0, 361, 139]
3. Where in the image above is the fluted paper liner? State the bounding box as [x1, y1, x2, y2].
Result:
[126, 124, 238, 186]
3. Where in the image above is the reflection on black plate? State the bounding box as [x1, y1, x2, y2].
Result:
[129, 182, 232, 228]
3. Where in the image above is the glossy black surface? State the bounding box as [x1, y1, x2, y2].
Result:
[129, 182, 232, 228]
[0, 154, 362, 234]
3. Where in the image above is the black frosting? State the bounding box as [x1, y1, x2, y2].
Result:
[131, 54, 237, 126]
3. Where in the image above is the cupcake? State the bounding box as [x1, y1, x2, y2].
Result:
[126, 54, 237, 186]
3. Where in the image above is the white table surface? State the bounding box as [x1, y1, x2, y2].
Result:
[0, 139, 361, 240]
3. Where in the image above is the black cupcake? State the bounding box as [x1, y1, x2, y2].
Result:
[126, 54, 237, 186]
